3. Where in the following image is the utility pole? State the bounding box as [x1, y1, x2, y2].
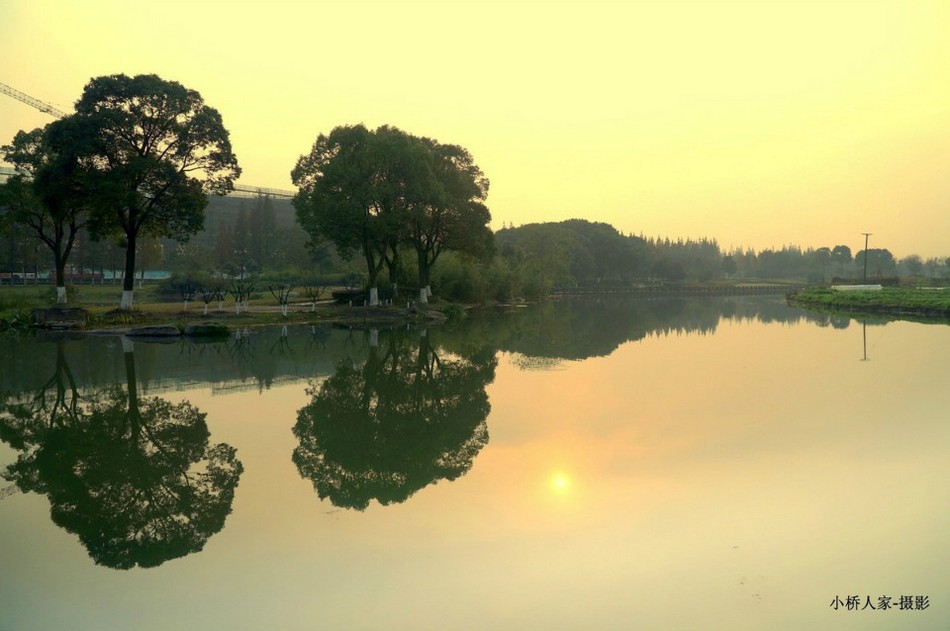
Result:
[861, 232, 872, 282]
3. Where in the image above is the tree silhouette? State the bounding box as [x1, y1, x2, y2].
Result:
[74, 73, 240, 310]
[0, 119, 92, 304]
[292, 329, 495, 510]
[0, 341, 243, 569]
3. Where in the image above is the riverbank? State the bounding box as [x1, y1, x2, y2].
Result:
[787, 286, 950, 322]
[0, 284, 466, 333]
[3, 299, 454, 335]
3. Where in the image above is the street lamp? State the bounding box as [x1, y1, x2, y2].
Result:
[861, 232, 872, 282]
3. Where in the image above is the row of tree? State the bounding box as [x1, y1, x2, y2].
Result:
[0, 75, 493, 309]
[490, 222, 949, 298]
[2, 73, 948, 308]
[0, 193, 325, 286]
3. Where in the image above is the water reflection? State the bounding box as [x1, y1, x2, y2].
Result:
[0, 339, 243, 569]
[466, 295, 840, 366]
[0, 297, 846, 397]
[0, 297, 897, 562]
[1, 296, 946, 630]
[293, 328, 497, 510]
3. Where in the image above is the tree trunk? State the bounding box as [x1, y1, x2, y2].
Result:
[364, 245, 383, 307]
[54, 254, 68, 304]
[417, 250, 431, 300]
[120, 232, 137, 310]
[386, 244, 400, 289]
[120, 290, 134, 310]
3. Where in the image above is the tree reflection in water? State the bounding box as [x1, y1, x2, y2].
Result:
[0, 339, 243, 569]
[293, 328, 497, 510]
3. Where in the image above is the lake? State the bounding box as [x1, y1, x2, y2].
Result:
[1, 296, 947, 631]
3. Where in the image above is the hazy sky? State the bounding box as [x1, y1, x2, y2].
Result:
[1, 0, 948, 258]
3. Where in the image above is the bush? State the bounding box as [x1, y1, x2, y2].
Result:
[431, 254, 489, 303]
[0, 293, 34, 331]
[441, 303, 466, 322]
[155, 272, 212, 302]
[484, 259, 519, 302]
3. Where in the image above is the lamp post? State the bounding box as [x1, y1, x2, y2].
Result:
[861, 232, 872, 282]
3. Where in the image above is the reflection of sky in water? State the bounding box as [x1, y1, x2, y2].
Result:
[1, 312, 947, 631]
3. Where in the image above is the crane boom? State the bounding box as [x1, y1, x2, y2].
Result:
[1, 80, 296, 197]
[0, 81, 67, 118]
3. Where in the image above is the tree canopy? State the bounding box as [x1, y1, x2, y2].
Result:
[291, 124, 491, 305]
[72, 73, 240, 309]
[0, 118, 92, 302]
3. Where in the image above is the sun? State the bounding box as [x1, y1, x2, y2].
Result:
[550, 472, 570, 493]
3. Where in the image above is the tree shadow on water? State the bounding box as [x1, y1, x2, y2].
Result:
[292, 328, 496, 510]
[0, 339, 243, 569]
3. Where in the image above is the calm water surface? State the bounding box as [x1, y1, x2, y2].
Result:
[1, 296, 947, 631]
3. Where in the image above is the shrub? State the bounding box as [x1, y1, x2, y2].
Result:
[432, 253, 490, 303]
[441, 303, 466, 322]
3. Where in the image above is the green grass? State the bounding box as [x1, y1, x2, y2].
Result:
[0, 283, 451, 331]
[789, 286, 950, 321]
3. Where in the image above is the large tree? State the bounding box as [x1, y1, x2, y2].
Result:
[292, 125, 415, 306]
[292, 125, 492, 305]
[74, 74, 240, 310]
[0, 118, 90, 303]
[290, 125, 390, 304]
[409, 139, 491, 303]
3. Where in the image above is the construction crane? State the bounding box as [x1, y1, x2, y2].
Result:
[0, 80, 67, 118]
[1, 80, 295, 198]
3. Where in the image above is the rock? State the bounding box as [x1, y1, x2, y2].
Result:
[184, 322, 230, 338]
[31, 307, 88, 330]
[127, 325, 181, 339]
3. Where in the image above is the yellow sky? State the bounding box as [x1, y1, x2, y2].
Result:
[1, 0, 948, 258]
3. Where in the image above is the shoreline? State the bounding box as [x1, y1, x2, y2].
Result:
[787, 287, 950, 323]
[24, 301, 453, 338]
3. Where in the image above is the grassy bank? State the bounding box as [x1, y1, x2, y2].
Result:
[0, 284, 453, 332]
[788, 286, 950, 322]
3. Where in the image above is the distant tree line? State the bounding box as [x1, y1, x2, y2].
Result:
[4, 182, 949, 303]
